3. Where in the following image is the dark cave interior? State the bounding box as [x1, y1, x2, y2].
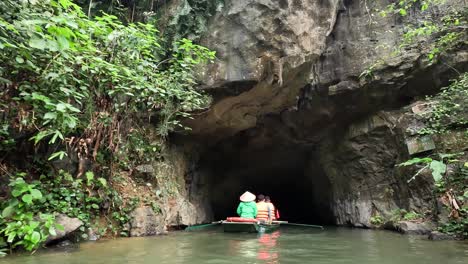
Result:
[198, 142, 336, 225]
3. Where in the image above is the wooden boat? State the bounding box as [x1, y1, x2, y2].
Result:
[222, 221, 280, 233]
[185, 218, 323, 232]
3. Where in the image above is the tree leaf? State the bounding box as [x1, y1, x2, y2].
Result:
[29, 221, 40, 229]
[68, 105, 81, 113]
[31, 130, 53, 145]
[85, 171, 94, 185]
[421, 3, 429, 11]
[43, 112, 57, 120]
[50, 129, 65, 144]
[30, 189, 42, 200]
[48, 150, 67, 160]
[12, 188, 24, 197]
[29, 37, 47, 50]
[98, 177, 107, 187]
[2, 206, 15, 218]
[56, 35, 70, 51]
[47, 40, 60, 52]
[429, 160, 446, 182]
[22, 194, 33, 204]
[7, 232, 16, 243]
[56, 103, 67, 112]
[30, 231, 41, 244]
[48, 227, 57, 236]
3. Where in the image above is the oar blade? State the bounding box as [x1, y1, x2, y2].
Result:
[185, 221, 222, 231]
[281, 222, 324, 229]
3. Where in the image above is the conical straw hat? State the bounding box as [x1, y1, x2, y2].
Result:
[240, 191, 256, 202]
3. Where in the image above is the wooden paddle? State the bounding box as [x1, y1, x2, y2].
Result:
[272, 220, 324, 229]
[185, 221, 223, 231]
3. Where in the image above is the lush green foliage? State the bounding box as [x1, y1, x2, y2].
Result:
[390, 209, 423, 222]
[0, 170, 143, 252]
[370, 214, 384, 226]
[38, 171, 107, 225]
[0, 174, 62, 251]
[0, 0, 214, 160]
[402, 211, 422, 221]
[418, 73, 468, 135]
[438, 217, 468, 237]
[0, 0, 215, 253]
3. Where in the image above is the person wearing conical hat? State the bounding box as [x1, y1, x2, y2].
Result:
[236, 191, 257, 219]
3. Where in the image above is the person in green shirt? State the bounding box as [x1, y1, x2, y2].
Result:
[236, 191, 257, 219]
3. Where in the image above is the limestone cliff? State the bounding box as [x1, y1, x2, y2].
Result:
[165, 0, 467, 228]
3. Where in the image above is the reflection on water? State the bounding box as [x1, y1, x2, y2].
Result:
[1, 227, 467, 264]
[228, 231, 281, 263]
[257, 231, 280, 263]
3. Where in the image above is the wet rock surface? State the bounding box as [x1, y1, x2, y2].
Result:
[87, 227, 100, 241]
[46, 214, 83, 244]
[428, 231, 457, 241]
[55, 240, 74, 247]
[396, 221, 434, 235]
[130, 206, 165, 237]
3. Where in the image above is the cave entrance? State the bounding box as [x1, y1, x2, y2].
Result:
[199, 143, 335, 225]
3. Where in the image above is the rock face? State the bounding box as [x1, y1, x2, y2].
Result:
[185, 0, 342, 140]
[313, 109, 436, 226]
[156, 146, 213, 227]
[428, 231, 456, 241]
[396, 221, 434, 235]
[163, 0, 467, 227]
[46, 214, 83, 244]
[163, 196, 210, 227]
[122, 146, 213, 236]
[183, 0, 466, 142]
[198, 0, 341, 86]
[194, 105, 439, 226]
[129, 206, 165, 237]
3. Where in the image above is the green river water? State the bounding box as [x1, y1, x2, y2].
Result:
[1, 227, 467, 264]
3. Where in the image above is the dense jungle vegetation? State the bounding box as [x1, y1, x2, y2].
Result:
[0, 0, 215, 255]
